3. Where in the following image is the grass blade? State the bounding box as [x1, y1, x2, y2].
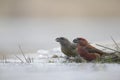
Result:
[18, 44, 28, 63]
[111, 36, 120, 50]
[96, 44, 120, 53]
[15, 55, 24, 63]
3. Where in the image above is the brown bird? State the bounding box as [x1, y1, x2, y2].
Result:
[56, 37, 78, 57]
[73, 38, 100, 61]
[73, 37, 108, 56]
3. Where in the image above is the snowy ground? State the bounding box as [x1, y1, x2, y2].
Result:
[0, 63, 120, 80]
[0, 43, 120, 80]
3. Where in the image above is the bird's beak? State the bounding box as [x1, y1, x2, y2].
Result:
[55, 38, 60, 42]
[73, 38, 79, 43]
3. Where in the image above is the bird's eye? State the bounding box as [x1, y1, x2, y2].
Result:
[61, 37, 64, 40]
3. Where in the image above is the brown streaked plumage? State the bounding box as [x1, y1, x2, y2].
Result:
[56, 37, 78, 57]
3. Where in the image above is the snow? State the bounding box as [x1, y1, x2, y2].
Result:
[0, 63, 120, 80]
[0, 43, 120, 80]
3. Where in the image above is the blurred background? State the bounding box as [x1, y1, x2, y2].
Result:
[0, 0, 120, 55]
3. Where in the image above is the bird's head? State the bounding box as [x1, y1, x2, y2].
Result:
[73, 37, 88, 46]
[55, 37, 70, 46]
[56, 37, 65, 42]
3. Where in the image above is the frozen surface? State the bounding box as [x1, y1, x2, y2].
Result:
[0, 44, 120, 80]
[0, 63, 120, 80]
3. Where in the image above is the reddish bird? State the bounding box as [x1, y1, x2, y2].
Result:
[76, 45, 100, 61]
[73, 37, 108, 56]
[73, 37, 107, 61]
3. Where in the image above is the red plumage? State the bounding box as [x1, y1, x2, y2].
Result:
[74, 37, 107, 56]
[73, 37, 102, 61]
[77, 46, 100, 61]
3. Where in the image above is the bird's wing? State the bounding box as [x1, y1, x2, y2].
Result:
[86, 46, 107, 55]
[71, 43, 77, 49]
